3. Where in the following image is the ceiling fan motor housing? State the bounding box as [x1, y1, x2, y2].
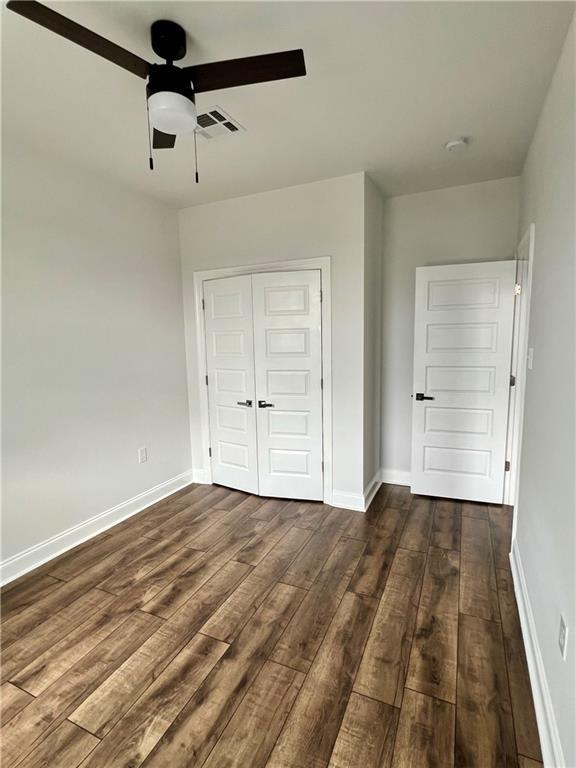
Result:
[147, 64, 197, 135]
[147, 64, 195, 101]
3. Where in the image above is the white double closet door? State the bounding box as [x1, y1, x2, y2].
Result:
[203, 270, 323, 500]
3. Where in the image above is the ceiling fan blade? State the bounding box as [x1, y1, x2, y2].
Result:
[153, 129, 176, 149]
[6, 1, 151, 79]
[183, 49, 306, 94]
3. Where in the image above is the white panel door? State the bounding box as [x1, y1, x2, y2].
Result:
[204, 275, 258, 494]
[252, 270, 323, 500]
[410, 261, 516, 503]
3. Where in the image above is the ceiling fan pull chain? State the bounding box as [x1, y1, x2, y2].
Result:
[145, 95, 154, 171]
[194, 129, 199, 184]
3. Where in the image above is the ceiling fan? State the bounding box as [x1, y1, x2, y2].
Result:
[6, 1, 306, 167]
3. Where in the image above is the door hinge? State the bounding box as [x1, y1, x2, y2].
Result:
[321, 460, 324, 471]
[201, 298, 206, 310]
[320, 289, 323, 303]
[205, 374, 208, 386]
[320, 377, 324, 390]
[514, 283, 522, 296]
[510, 374, 516, 387]
[505, 460, 511, 472]
[208, 447, 212, 458]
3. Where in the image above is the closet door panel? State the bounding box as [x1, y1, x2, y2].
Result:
[252, 270, 323, 500]
[204, 275, 259, 494]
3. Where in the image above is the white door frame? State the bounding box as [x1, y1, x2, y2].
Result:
[505, 224, 535, 521]
[193, 256, 333, 505]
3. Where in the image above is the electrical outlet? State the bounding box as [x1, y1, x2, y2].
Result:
[559, 615, 568, 661]
[137, 446, 148, 464]
[527, 347, 534, 370]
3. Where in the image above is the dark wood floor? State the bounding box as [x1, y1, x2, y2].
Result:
[0, 483, 542, 767]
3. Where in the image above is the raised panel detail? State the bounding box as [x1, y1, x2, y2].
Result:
[425, 366, 495, 395]
[265, 329, 309, 357]
[423, 446, 491, 477]
[426, 323, 497, 353]
[219, 441, 249, 469]
[267, 370, 309, 396]
[264, 286, 309, 316]
[213, 331, 244, 356]
[424, 407, 493, 436]
[428, 278, 500, 311]
[216, 405, 248, 433]
[269, 410, 309, 437]
[210, 291, 244, 319]
[269, 449, 310, 476]
[215, 369, 246, 394]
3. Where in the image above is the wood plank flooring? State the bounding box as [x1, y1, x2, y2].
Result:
[0, 484, 542, 767]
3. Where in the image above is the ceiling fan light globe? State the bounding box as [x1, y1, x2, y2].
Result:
[148, 91, 197, 135]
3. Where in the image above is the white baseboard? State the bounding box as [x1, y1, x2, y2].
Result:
[510, 539, 565, 768]
[192, 467, 211, 484]
[0, 469, 194, 587]
[380, 468, 411, 487]
[331, 489, 365, 512]
[331, 472, 382, 513]
[363, 472, 382, 511]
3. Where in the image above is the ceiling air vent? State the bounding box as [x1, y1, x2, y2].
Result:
[196, 107, 245, 140]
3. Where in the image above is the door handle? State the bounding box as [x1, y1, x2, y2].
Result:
[236, 400, 253, 407]
[258, 400, 275, 408]
[415, 393, 435, 401]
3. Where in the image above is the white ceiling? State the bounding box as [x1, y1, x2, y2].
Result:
[2, 1, 574, 208]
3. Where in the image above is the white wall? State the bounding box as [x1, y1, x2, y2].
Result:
[2, 141, 191, 575]
[178, 173, 367, 504]
[380, 177, 521, 479]
[515, 19, 575, 767]
[363, 176, 384, 493]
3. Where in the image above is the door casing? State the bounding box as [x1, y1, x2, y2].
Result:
[505, 224, 535, 527]
[193, 256, 333, 505]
